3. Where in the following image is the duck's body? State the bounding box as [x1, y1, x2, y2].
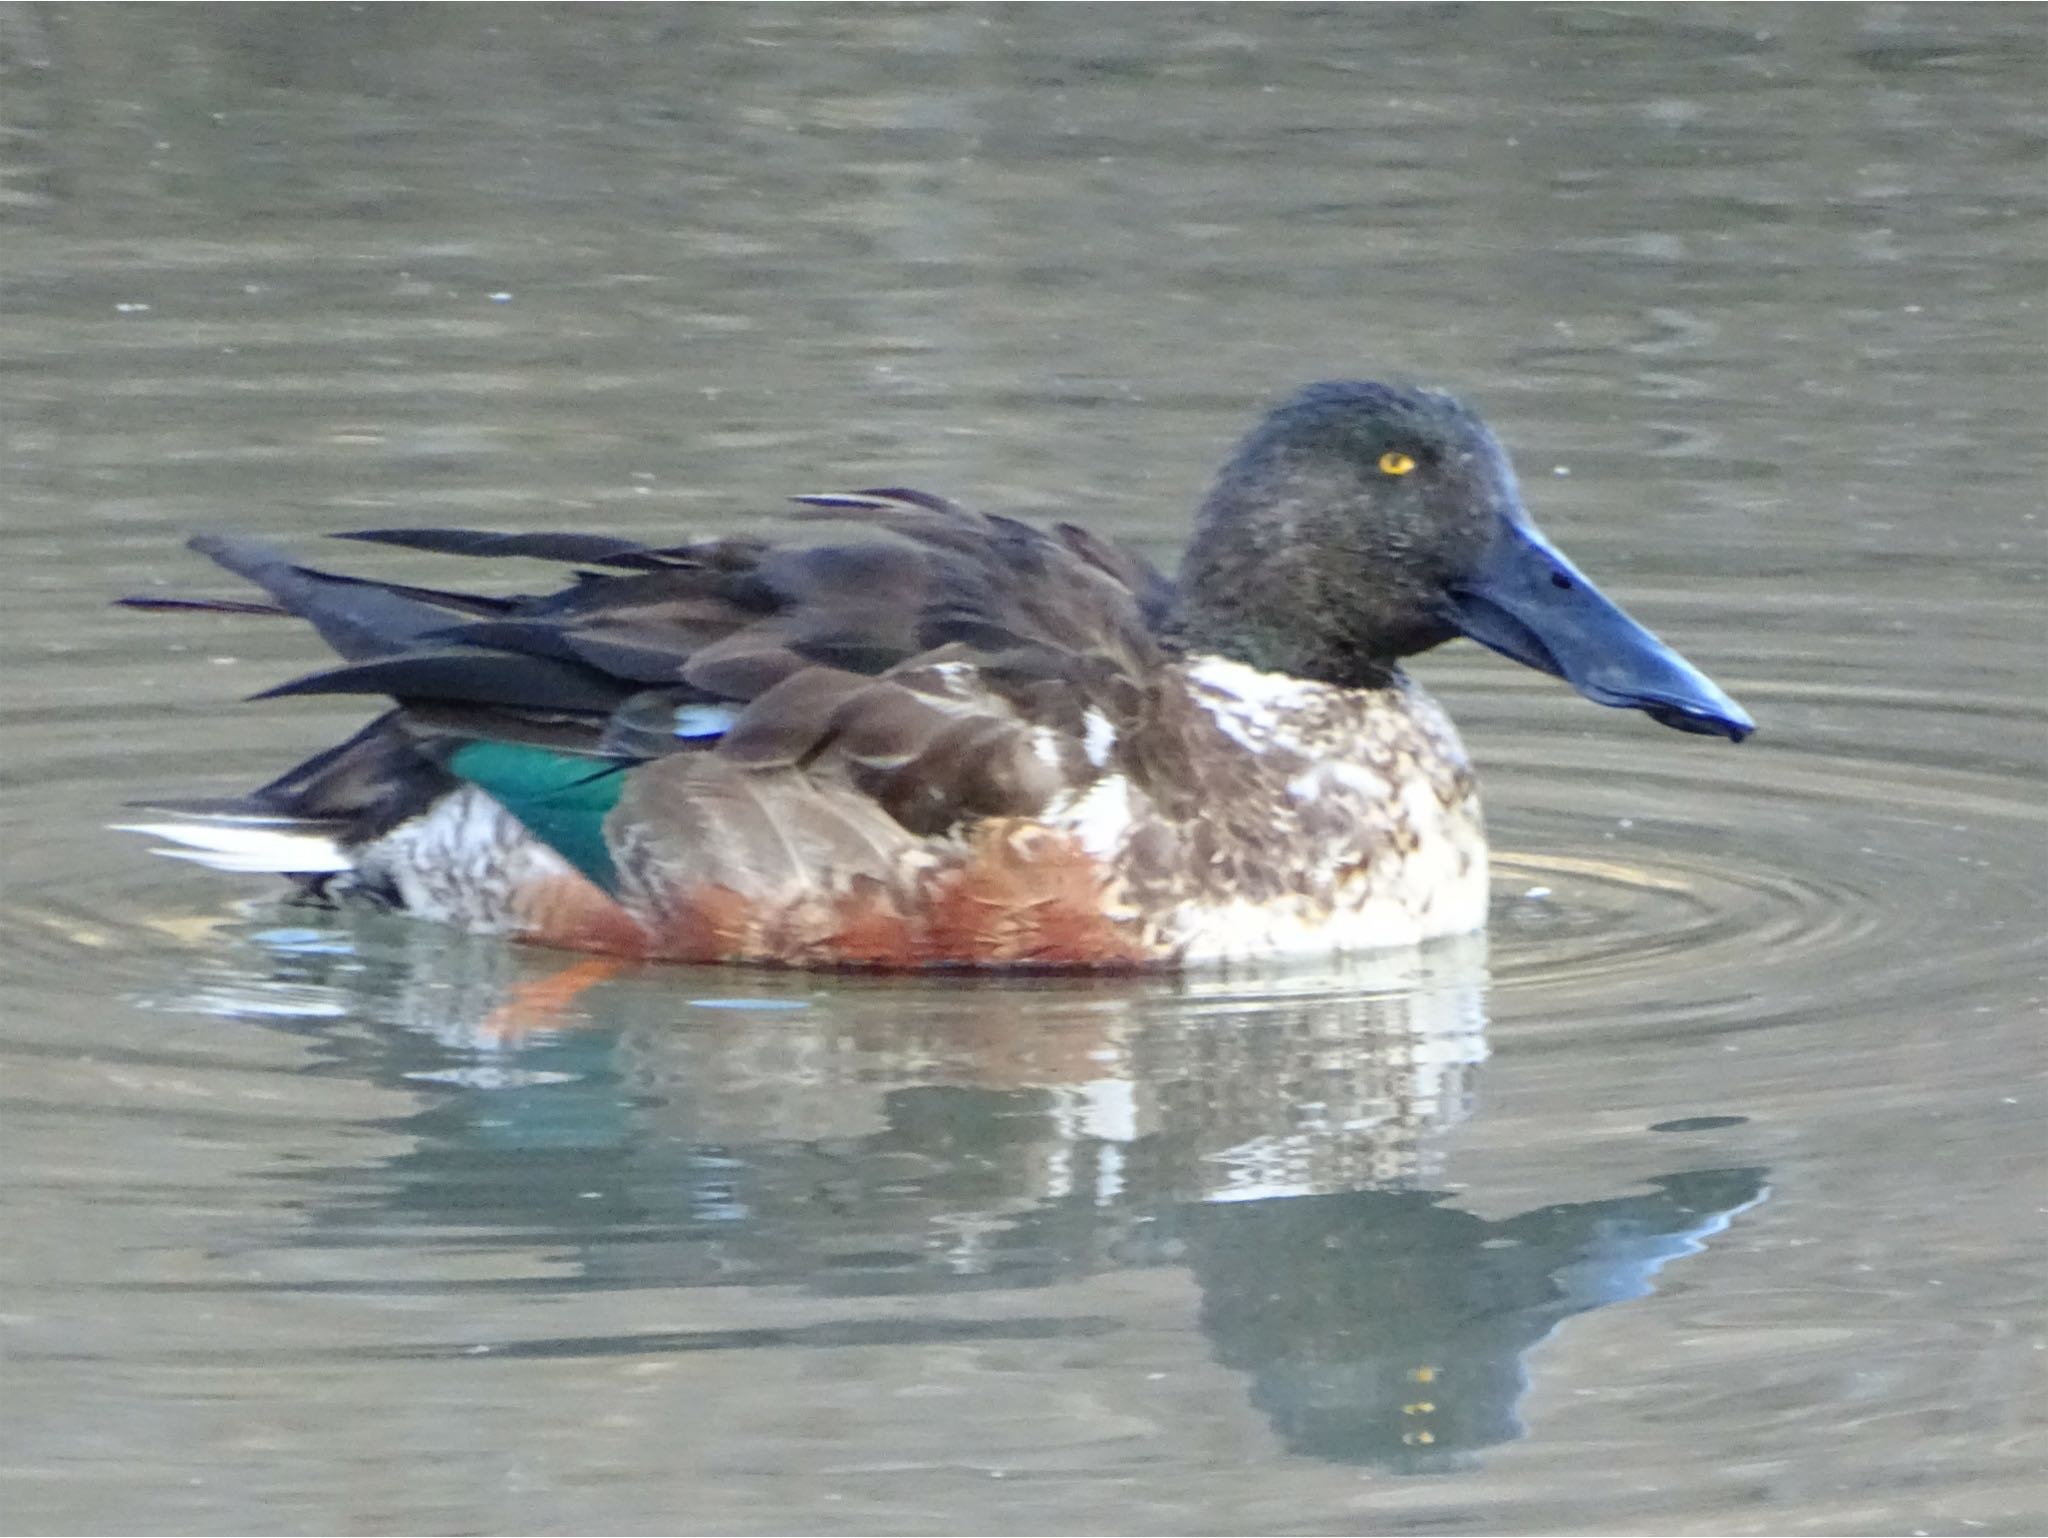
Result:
[286, 654, 1483, 967]
[123, 382, 1750, 970]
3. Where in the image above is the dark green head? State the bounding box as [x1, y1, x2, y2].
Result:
[1172, 381, 1752, 740]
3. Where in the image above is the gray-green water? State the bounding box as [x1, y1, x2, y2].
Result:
[3, 6, 2043, 1533]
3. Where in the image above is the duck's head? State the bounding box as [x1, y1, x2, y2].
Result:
[1172, 380, 1753, 740]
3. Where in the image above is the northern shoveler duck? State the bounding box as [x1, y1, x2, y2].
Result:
[121, 381, 1752, 969]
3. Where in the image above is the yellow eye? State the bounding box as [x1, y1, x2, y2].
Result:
[1379, 450, 1417, 476]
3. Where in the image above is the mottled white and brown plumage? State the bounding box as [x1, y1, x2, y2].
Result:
[120, 382, 1751, 969]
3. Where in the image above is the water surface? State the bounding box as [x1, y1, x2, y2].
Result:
[2, 6, 2042, 1534]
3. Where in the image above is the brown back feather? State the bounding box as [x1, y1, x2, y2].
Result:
[179, 493, 1177, 851]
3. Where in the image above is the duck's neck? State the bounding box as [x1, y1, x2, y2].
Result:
[1168, 490, 1411, 692]
[1170, 589, 1401, 690]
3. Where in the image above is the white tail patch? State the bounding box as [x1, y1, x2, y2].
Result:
[113, 819, 352, 875]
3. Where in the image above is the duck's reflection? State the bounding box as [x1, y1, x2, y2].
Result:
[1173, 1169, 1766, 1470]
[206, 918, 1766, 1471]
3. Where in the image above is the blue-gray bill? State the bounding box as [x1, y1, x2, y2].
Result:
[1444, 517, 1755, 742]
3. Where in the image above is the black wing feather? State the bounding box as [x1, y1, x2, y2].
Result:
[335, 527, 669, 568]
[254, 651, 629, 715]
[134, 490, 1183, 846]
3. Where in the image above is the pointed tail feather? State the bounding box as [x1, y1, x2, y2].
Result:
[114, 595, 289, 617]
